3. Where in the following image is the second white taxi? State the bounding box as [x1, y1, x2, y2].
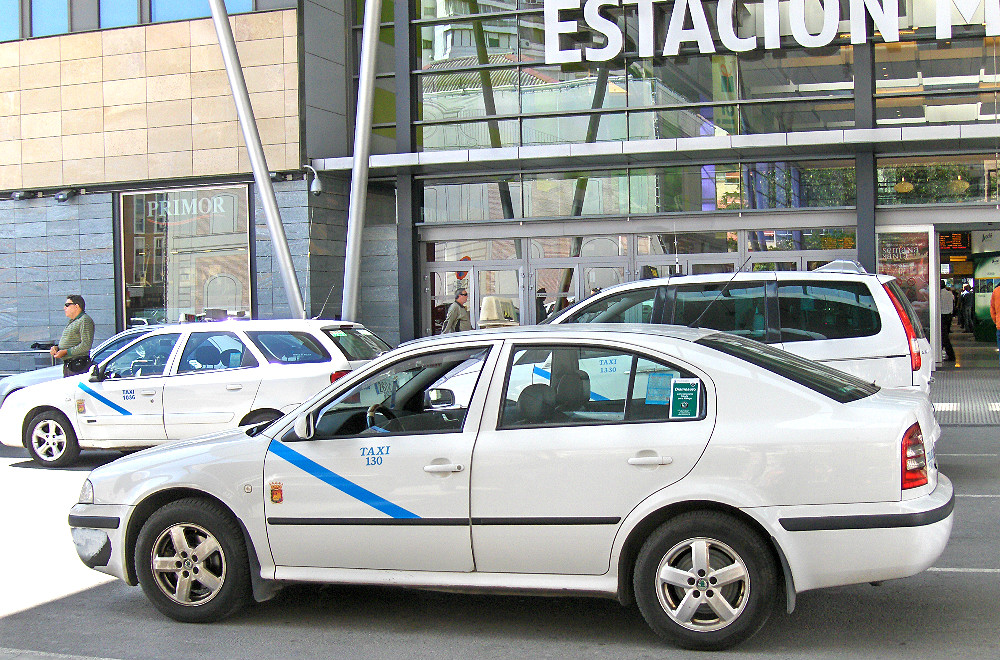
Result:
[0, 319, 389, 467]
[68, 325, 952, 650]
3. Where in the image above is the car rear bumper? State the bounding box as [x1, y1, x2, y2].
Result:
[748, 474, 954, 593]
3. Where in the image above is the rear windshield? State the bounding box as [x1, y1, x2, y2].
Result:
[884, 279, 927, 339]
[696, 332, 880, 403]
[323, 327, 391, 360]
[245, 331, 331, 364]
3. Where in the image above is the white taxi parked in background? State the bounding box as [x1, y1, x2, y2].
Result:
[68, 325, 952, 650]
[0, 319, 390, 467]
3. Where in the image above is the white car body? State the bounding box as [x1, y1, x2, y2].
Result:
[546, 265, 933, 393]
[0, 319, 389, 465]
[69, 325, 952, 650]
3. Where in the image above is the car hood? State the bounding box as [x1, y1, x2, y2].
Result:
[89, 427, 272, 504]
[0, 365, 63, 394]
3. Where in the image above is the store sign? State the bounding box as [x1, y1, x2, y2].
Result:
[543, 0, 1000, 63]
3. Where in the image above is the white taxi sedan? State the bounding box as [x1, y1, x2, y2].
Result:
[0, 319, 389, 467]
[67, 325, 952, 650]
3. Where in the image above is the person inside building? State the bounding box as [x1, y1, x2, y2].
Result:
[940, 283, 955, 361]
[442, 288, 472, 333]
[51, 294, 95, 376]
[960, 282, 974, 332]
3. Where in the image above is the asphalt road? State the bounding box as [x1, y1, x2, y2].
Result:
[1, 425, 997, 660]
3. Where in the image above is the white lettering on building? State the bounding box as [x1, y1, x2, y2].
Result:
[542, 0, 1000, 63]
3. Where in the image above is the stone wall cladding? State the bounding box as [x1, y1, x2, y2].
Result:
[0, 192, 115, 372]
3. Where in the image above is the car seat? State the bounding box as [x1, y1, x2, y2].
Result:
[193, 344, 222, 370]
[554, 370, 590, 413]
[515, 383, 555, 425]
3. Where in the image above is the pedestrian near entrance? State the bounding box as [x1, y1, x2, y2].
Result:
[960, 283, 974, 331]
[940, 283, 955, 361]
[52, 295, 95, 376]
[991, 283, 1000, 364]
[442, 288, 472, 333]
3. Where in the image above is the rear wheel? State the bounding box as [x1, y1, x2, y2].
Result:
[25, 410, 80, 467]
[135, 498, 252, 623]
[633, 512, 778, 651]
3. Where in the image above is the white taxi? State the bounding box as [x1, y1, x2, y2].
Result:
[0, 319, 389, 467]
[67, 325, 952, 650]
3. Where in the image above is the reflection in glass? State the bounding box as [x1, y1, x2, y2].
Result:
[429, 271, 470, 334]
[743, 160, 856, 209]
[876, 92, 999, 126]
[875, 38, 1000, 95]
[31, 0, 68, 37]
[478, 270, 520, 326]
[417, 0, 518, 21]
[740, 99, 854, 133]
[121, 187, 250, 325]
[747, 228, 855, 252]
[534, 267, 576, 322]
[637, 233, 738, 255]
[418, 19, 525, 70]
[422, 177, 522, 222]
[522, 113, 627, 145]
[419, 69, 520, 121]
[529, 236, 626, 258]
[428, 239, 521, 261]
[877, 156, 998, 205]
[630, 165, 740, 214]
[418, 119, 520, 151]
[522, 172, 628, 218]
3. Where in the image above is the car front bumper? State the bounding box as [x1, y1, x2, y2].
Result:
[748, 474, 954, 593]
[68, 503, 135, 583]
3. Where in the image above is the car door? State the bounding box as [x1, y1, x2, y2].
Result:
[263, 342, 499, 571]
[74, 332, 181, 442]
[161, 330, 263, 439]
[470, 339, 716, 575]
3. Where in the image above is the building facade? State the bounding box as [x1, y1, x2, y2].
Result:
[4, 0, 1000, 366]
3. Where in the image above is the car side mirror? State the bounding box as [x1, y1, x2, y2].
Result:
[424, 388, 456, 408]
[293, 413, 314, 440]
[89, 364, 105, 382]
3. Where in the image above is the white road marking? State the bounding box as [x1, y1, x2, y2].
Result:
[928, 567, 1000, 573]
[933, 403, 959, 411]
[0, 649, 123, 660]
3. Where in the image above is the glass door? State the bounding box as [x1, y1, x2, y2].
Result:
[426, 269, 470, 335]
[477, 269, 523, 328]
[582, 264, 626, 300]
[531, 265, 579, 323]
[684, 256, 741, 275]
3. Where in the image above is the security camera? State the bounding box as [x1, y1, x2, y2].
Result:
[10, 190, 32, 201]
[303, 165, 322, 196]
[54, 189, 77, 203]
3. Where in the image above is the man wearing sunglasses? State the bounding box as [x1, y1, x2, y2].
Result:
[51, 295, 96, 376]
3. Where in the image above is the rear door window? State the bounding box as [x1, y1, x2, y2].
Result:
[671, 282, 768, 340]
[245, 331, 331, 364]
[777, 281, 880, 342]
[322, 327, 392, 360]
[560, 287, 662, 324]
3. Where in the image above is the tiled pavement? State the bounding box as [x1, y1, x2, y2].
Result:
[930, 334, 1000, 426]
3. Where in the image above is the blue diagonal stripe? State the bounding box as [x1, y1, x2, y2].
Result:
[268, 440, 419, 519]
[77, 383, 132, 416]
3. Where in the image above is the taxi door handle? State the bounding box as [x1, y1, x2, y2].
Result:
[139, 390, 156, 396]
[628, 456, 673, 466]
[424, 463, 464, 473]
[226, 384, 242, 391]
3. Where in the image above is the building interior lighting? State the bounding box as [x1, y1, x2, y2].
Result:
[894, 177, 914, 193]
[947, 175, 970, 194]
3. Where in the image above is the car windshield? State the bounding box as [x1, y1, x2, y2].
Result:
[92, 330, 151, 363]
[322, 327, 391, 360]
[696, 332, 880, 403]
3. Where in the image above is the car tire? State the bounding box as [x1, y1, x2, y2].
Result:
[633, 512, 778, 651]
[135, 498, 252, 623]
[25, 410, 81, 468]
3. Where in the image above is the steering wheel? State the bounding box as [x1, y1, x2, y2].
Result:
[366, 404, 397, 430]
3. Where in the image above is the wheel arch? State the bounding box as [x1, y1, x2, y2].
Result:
[124, 488, 276, 602]
[616, 500, 795, 613]
[21, 405, 72, 448]
[238, 408, 283, 427]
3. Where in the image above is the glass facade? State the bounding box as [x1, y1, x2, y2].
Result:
[150, 0, 253, 23]
[100, 0, 140, 28]
[0, 0, 18, 41]
[31, 0, 68, 37]
[121, 186, 251, 326]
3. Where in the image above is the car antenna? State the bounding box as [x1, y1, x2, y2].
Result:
[687, 253, 753, 329]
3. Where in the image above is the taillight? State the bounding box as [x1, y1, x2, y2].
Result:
[901, 422, 929, 490]
[331, 370, 350, 383]
[884, 283, 921, 372]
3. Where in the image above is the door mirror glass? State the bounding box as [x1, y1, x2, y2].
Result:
[424, 388, 456, 408]
[89, 364, 105, 382]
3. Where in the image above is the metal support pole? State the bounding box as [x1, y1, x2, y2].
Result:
[208, 0, 306, 319]
[342, 0, 384, 322]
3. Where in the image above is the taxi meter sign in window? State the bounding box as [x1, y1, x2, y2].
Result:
[646, 373, 700, 419]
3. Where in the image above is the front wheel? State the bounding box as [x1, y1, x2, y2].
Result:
[135, 498, 252, 623]
[633, 512, 779, 651]
[25, 410, 80, 467]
